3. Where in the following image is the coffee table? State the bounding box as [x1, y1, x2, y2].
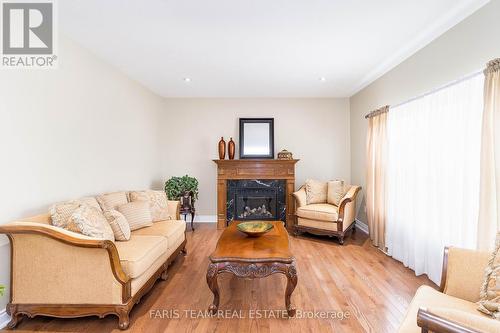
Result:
[206, 221, 297, 316]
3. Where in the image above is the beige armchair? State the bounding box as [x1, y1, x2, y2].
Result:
[292, 184, 361, 245]
[399, 247, 500, 333]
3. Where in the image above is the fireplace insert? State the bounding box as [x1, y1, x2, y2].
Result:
[227, 179, 286, 224]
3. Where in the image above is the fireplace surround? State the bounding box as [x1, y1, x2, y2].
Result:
[213, 159, 299, 229]
[227, 179, 286, 223]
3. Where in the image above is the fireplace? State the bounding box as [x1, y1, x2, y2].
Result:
[227, 179, 286, 224]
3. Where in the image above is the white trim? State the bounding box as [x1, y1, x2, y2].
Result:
[0, 309, 10, 329]
[192, 215, 217, 223]
[355, 219, 369, 234]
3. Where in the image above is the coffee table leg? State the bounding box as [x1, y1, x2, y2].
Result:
[206, 263, 220, 314]
[285, 261, 298, 317]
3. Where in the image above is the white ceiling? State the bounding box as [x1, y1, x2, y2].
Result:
[59, 0, 489, 98]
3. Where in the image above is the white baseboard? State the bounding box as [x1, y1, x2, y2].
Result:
[355, 219, 369, 234]
[192, 215, 217, 223]
[0, 309, 10, 329]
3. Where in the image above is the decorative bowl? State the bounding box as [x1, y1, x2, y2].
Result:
[237, 221, 274, 237]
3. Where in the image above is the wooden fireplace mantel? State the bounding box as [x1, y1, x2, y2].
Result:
[213, 159, 299, 229]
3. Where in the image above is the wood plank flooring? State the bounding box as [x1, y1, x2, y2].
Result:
[2, 224, 435, 333]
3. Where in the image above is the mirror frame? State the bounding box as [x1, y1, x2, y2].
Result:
[239, 118, 274, 159]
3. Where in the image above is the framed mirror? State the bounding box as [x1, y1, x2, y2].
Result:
[239, 118, 274, 159]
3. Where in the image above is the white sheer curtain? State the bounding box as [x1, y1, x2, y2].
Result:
[385, 73, 484, 285]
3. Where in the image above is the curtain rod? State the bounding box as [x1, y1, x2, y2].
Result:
[364, 69, 483, 119]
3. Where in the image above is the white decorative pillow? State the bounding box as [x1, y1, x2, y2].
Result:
[327, 180, 346, 206]
[129, 190, 170, 222]
[305, 179, 328, 204]
[118, 201, 153, 231]
[69, 204, 114, 241]
[96, 192, 129, 211]
[49, 201, 82, 233]
[478, 232, 500, 319]
[104, 210, 131, 241]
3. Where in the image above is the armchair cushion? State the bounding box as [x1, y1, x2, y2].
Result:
[305, 179, 327, 204]
[129, 190, 170, 222]
[399, 286, 484, 333]
[297, 203, 338, 222]
[114, 235, 167, 278]
[327, 180, 346, 206]
[478, 233, 500, 318]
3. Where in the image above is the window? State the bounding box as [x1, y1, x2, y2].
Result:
[385, 73, 484, 284]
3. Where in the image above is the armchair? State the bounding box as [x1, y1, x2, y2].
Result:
[292, 184, 361, 244]
[398, 247, 500, 333]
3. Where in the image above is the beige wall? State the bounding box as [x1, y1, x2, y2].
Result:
[0, 35, 166, 312]
[160, 98, 351, 216]
[350, 0, 500, 224]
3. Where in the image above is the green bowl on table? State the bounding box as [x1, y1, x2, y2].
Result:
[237, 221, 274, 237]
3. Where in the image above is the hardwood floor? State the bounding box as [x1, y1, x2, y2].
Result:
[2, 224, 435, 333]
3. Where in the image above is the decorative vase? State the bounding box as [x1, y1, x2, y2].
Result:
[228, 137, 235, 160]
[218, 137, 226, 159]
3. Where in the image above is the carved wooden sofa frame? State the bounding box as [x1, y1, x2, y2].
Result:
[0, 219, 186, 330]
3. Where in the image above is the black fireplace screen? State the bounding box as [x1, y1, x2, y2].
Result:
[227, 179, 286, 224]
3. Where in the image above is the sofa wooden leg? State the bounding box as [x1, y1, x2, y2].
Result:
[117, 308, 130, 330]
[338, 236, 345, 245]
[181, 246, 187, 255]
[7, 312, 22, 329]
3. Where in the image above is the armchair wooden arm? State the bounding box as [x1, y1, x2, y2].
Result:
[338, 186, 361, 223]
[417, 308, 483, 333]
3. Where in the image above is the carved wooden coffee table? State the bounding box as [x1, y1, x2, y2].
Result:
[206, 221, 297, 316]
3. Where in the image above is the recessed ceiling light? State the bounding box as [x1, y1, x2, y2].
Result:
[319, 77, 326, 82]
[183, 77, 191, 83]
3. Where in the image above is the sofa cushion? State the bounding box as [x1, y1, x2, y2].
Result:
[129, 190, 170, 222]
[69, 204, 114, 241]
[398, 285, 486, 333]
[114, 235, 168, 278]
[327, 180, 345, 206]
[305, 179, 327, 204]
[132, 220, 186, 250]
[104, 210, 131, 241]
[97, 192, 128, 211]
[427, 307, 500, 333]
[118, 201, 153, 231]
[297, 203, 338, 222]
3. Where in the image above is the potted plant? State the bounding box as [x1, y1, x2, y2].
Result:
[165, 175, 199, 203]
[0, 284, 5, 297]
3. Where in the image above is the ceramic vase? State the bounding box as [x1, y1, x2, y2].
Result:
[228, 138, 235, 160]
[218, 137, 226, 159]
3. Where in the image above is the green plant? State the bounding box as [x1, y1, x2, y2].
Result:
[0, 284, 5, 297]
[165, 175, 199, 202]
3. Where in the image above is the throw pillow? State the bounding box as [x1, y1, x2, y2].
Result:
[69, 204, 115, 241]
[478, 232, 500, 319]
[305, 179, 328, 204]
[129, 190, 170, 222]
[49, 201, 82, 233]
[96, 191, 129, 211]
[327, 180, 346, 206]
[104, 210, 131, 241]
[118, 201, 153, 231]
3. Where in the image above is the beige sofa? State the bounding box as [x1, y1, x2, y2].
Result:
[399, 247, 500, 333]
[0, 197, 186, 330]
[292, 184, 361, 244]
